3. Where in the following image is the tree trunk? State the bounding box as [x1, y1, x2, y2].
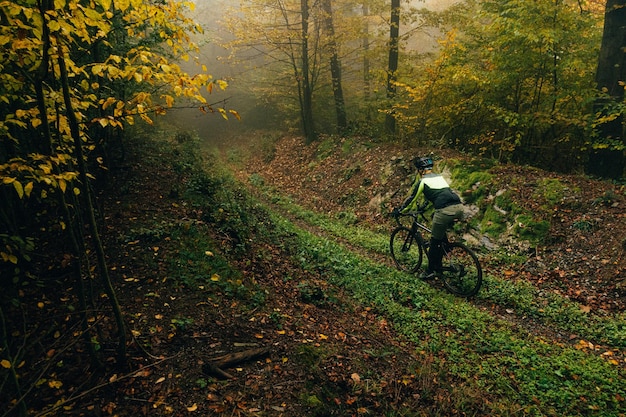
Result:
[385, 0, 400, 137]
[362, 4, 371, 103]
[321, 0, 347, 132]
[35, 0, 52, 156]
[56, 48, 127, 365]
[591, 0, 626, 179]
[301, 0, 317, 144]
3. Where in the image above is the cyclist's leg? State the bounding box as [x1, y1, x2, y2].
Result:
[428, 204, 464, 272]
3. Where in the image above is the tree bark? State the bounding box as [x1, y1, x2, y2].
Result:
[56, 47, 127, 365]
[591, 0, 626, 179]
[301, 0, 317, 144]
[385, 0, 400, 137]
[362, 4, 371, 102]
[321, 0, 347, 132]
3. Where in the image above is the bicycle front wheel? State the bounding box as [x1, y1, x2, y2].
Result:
[390, 227, 423, 273]
[440, 242, 482, 297]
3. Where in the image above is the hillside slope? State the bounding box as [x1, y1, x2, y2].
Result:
[7, 130, 625, 417]
[240, 134, 626, 314]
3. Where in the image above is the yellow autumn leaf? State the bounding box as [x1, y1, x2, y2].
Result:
[48, 380, 63, 389]
[1, 359, 11, 369]
[59, 179, 67, 193]
[39, 164, 52, 174]
[92, 64, 104, 76]
[210, 274, 220, 282]
[13, 180, 24, 199]
[84, 8, 101, 21]
[115, 0, 130, 12]
[229, 110, 241, 121]
[186, 404, 198, 412]
[24, 182, 33, 197]
[102, 97, 116, 110]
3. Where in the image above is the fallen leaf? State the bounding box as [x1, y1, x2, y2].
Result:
[48, 380, 63, 389]
[186, 404, 197, 412]
[351, 373, 361, 384]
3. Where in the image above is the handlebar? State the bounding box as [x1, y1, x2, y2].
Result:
[391, 207, 429, 227]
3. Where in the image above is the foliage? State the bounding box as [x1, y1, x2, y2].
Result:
[390, 0, 605, 170]
[273, 209, 625, 415]
[0, 2, 233, 414]
[220, 0, 426, 137]
[0, 0, 231, 270]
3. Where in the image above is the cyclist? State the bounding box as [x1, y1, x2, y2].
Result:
[393, 157, 464, 279]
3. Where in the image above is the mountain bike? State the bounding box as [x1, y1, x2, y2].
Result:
[390, 208, 482, 297]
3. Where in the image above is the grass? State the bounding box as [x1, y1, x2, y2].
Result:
[282, 224, 625, 416]
[169, 133, 626, 416]
[247, 178, 626, 346]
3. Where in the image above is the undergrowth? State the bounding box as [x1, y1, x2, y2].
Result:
[172, 132, 625, 416]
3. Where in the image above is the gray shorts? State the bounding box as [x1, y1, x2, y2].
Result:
[431, 204, 464, 240]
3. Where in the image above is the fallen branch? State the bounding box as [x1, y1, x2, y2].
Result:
[202, 347, 270, 379]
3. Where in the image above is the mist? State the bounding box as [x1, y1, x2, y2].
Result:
[164, 0, 458, 147]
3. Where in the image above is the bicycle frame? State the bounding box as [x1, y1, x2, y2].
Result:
[395, 211, 449, 245]
[398, 207, 464, 243]
[390, 210, 482, 297]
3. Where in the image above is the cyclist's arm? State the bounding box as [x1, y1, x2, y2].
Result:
[399, 177, 426, 213]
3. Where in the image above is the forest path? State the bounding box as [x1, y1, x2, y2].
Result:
[217, 133, 626, 359]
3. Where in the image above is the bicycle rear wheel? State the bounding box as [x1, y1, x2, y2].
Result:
[390, 227, 423, 273]
[440, 242, 482, 297]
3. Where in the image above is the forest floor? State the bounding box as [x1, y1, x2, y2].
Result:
[237, 134, 626, 315]
[10, 131, 626, 416]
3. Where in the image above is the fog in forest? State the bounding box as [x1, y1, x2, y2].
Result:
[164, 0, 458, 147]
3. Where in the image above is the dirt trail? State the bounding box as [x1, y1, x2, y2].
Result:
[233, 134, 626, 352]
